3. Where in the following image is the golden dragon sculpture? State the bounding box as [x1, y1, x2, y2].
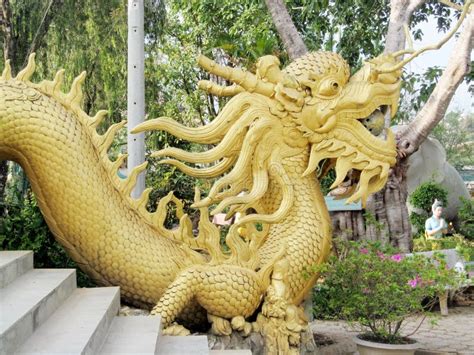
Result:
[3, 3, 469, 344]
[0, 50, 399, 350]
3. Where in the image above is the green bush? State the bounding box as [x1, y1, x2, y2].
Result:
[409, 182, 448, 235]
[312, 239, 398, 320]
[409, 182, 448, 212]
[0, 193, 95, 287]
[319, 168, 336, 196]
[409, 213, 427, 236]
[312, 241, 462, 344]
[458, 197, 474, 239]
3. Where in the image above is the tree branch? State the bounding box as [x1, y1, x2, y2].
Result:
[398, 11, 473, 156]
[264, 0, 307, 60]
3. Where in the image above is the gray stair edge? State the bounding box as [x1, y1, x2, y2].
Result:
[14, 287, 121, 355]
[209, 351, 252, 355]
[156, 335, 209, 355]
[80, 287, 122, 355]
[0, 268, 77, 355]
[0, 251, 34, 288]
[99, 315, 163, 354]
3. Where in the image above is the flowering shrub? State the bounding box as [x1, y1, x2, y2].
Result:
[312, 242, 462, 344]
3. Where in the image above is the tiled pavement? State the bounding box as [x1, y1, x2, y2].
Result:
[120, 304, 474, 354]
[312, 306, 474, 354]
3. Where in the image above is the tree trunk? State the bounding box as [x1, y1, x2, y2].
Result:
[331, 161, 411, 250]
[1, 0, 14, 63]
[264, 0, 308, 60]
[0, 0, 13, 215]
[0, 162, 7, 216]
[384, 0, 425, 53]
[360, 0, 425, 251]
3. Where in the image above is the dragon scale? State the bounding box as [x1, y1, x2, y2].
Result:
[257, 150, 331, 303]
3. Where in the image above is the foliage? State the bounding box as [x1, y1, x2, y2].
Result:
[312, 241, 462, 344]
[409, 212, 427, 237]
[171, 0, 279, 66]
[0, 191, 94, 287]
[413, 233, 474, 262]
[319, 168, 335, 196]
[364, 211, 385, 233]
[432, 112, 473, 170]
[457, 197, 474, 239]
[409, 182, 448, 235]
[409, 182, 448, 213]
[395, 67, 443, 124]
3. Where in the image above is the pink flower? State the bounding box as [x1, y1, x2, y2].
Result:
[377, 251, 386, 260]
[391, 254, 403, 262]
[408, 279, 418, 287]
[360, 248, 369, 254]
[408, 275, 422, 288]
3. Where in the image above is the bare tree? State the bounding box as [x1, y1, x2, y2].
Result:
[264, 0, 473, 250]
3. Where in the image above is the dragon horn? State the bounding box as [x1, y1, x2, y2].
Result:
[197, 55, 275, 97]
[1, 60, 12, 80]
[16, 53, 36, 81]
[377, 0, 472, 74]
[198, 80, 244, 97]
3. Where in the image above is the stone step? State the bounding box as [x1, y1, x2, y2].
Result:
[0, 268, 76, 354]
[156, 335, 210, 355]
[210, 351, 252, 355]
[15, 287, 120, 355]
[99, 315, 162, 354]
[0, 251, 34, 288]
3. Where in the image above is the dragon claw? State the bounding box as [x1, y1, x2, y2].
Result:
[163, 323, 191, 336]
[208, 314, 232, 336]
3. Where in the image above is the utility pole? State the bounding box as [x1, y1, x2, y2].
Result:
[127, 0, 145, 198]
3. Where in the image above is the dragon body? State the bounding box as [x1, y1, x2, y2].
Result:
[0, 50, 400, 350]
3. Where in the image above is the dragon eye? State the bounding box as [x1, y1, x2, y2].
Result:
[319, 80, 341, 96]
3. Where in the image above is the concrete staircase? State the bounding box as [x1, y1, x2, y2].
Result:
[0, 251, 250, 355]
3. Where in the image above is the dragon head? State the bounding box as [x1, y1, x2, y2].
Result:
[192, 51, 401, 208]
[281, 51, 401, 206]
[132, 51, 403, 216]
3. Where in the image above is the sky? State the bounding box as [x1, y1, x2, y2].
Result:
[407, 15, 473, 113]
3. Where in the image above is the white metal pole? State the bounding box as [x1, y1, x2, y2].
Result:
[127, 0, 145, 198]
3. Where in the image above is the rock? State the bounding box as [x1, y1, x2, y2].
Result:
[392, 126, 470, 221]
[119, 305, 150, 316]
[207, 332, 264, 354]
